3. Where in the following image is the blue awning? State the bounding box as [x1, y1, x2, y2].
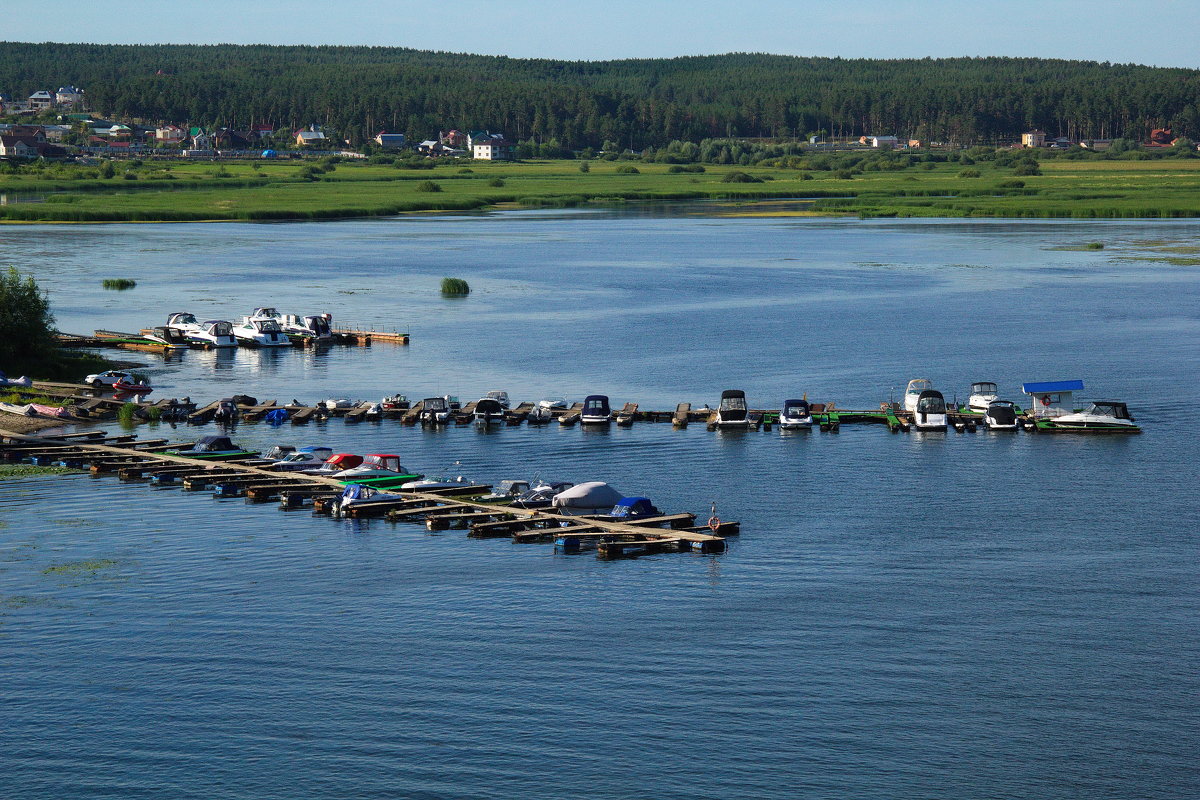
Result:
[1022, 380, 1084, 394]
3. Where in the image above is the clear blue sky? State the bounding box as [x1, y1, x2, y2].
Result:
[14, 0, 1197, 68]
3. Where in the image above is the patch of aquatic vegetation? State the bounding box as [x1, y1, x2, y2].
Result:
[1048, 242, 1106, 251]
[48, 518, 94, 528]
[0, 464, 71, 479]
[42, 558, 119, 576]
[1, 595, 57, 610]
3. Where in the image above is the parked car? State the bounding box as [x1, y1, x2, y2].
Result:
[84, 370, 137, 387]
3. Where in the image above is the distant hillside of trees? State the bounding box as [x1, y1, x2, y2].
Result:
[3, 43, 1200, 148]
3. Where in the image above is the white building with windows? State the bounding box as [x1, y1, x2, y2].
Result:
[472, 137, 515, 161]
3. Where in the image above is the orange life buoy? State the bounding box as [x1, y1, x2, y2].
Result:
[708, 516, 721, 532]
[1041, 395, 1051, 407]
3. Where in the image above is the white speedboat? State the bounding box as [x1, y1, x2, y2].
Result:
[473, 397, 505, 425]
[192, 320, 237, 348]
[485, 390, 510, 409]
[912, 389, 948, 430]
[1044, 401, 1140, 433]
[144, 325, 193, 349]
[332, 454, 418, 481]
[903, 379, 934, 413]
[478, 479, 532, 503]
[333, 484, 404, 517]
[528, 404, 553, 424]
[280, 312, 332, 342]
[420, 396, 452, 425]
[580, 395, 611, 425]
[968, 381, 1000, 413]
[715, 390, 750, 428]
[321, 398, 353, 411]
[268, 446, 335, 471]
[511, 480, 574, 509]
[983, 400, 1020, 431]
[400, 474, 471, 491]
[779, 398, 813, 430]
[233, 317, 290, 347]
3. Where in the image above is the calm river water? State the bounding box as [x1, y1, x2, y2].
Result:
[1, 209, 1198, 799]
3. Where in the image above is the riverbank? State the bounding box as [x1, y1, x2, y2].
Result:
[3, 158, 1200, 223]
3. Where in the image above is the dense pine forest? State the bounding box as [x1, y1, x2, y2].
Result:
[3, 43, 1200, 147]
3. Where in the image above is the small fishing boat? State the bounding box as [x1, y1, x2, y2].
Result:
[113, 378, 153, 395]
[615, 411, 634, 427]
[213, 398, 239, 424]
[528, 405, 553, 425]
[232, 317, 290, 347]
[1042, 401, 1140, 433]
[538, 397, 568, 410]
[321, 398, 354, 411]
[778, 398, 813, 430]
[473, 398, 505, 425]
[420, 396, 452, 425]
[580, 395, 611, 425]
[912, 389, 948, 431]
[607, 497, 660, 520]
[903, 379, 934, 413]
[333, 484, 405, 517]
[511, 480, 574, 509]
[715, 389, 749, 429]
[967, 381, 1000, 413]
[551, 481, 623, 515]
[381, 394, 410, 411]
[485, 390, 510, 409]
[170, 435, 258, 460]
[364, 402, 382, 420]
[478, 480, 532, 503]
[268, 446, 335, 471]
[983, 400, 1020, 431]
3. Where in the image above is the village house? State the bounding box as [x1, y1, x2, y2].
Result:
[28, 90, 54, 110]
[55, 85, 84, 107]
[374, 131, 407, 149]
[471, 135, 516, 161]
[212, 128, 254, 149]
[441, 129, 468, 148]
[251, 123, 274, 140]
[1021, 130, 1047, 148]
[0, 135, 66, 158]
[155, 124, 187, 144]
[295, 128, 327, 146]
[868, 135, 899, 148]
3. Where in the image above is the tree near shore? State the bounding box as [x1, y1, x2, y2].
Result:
[0, 267, 57, 374]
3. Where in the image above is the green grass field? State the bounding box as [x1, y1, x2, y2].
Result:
[4, 158, 1200, 222]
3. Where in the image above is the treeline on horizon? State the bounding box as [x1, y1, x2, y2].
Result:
[3, 43, 1200, 148]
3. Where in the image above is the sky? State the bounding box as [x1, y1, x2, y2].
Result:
[10, 0, 1198, 69]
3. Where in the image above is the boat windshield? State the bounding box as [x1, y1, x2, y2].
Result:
[257, 320, 282, 333]
[785, 404, 808, 416]
[916, 394, 946, 414]
[282, 453, 310, 462]
[1084, 402, 1128, 419]
[721, 397, 747, 411]
[972, 383, 997, 394]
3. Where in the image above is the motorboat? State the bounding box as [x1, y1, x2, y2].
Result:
[279, 313, 333, 342]
[444, 395, 461, 412]
[511, 480, 574, 509]
[170, 435, 258, 460]
[485, 390, 510, 409]
[967, 381, 1000, 413]
[145, 326, 193, 349]
[420, 396, 452, 425]
[381, 394, 410, 411]
[213, 398, 239, 424]
[538, 397, 568, 410]
[333, 454, 422, 485]
[321, 398, 354, 411]
[249, 444, 296, 465]
[478, 480, 532, 503]
[196, 320, 238, 348]
[400, 475, 472, 491]
[113, 377, 153, 395]
[1043, 401, 1140, 433]
[364, 403, 382, 419]
[551, 481, 623, 515]
[607, 497, 661, 520]
[912, 389, 948, 431]
[528, 405, 553, 425]
[301, 453, 364, 475]
[778, 398, 813, 430]
[580, 395, 611, 425]
[333, 484, 404, 517]
[983, 400, 1020, 431]
[715, 390, 749, 428]
[903, 379, 934, 413]
[474, 397, 505, 425]
[267, 446, 334, 471]
[232, 317, 290, 347]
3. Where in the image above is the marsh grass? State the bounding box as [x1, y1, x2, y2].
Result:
[102, 278, 137, 290]
[441, 277, 470, 295]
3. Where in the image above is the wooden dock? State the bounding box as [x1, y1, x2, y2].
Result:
[0, 428, 730, 560]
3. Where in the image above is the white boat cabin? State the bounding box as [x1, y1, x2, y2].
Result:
[1022, 379, 1084, 418]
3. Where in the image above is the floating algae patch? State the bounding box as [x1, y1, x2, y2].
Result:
[0, 464, 71, 479]
[48, 518, 95, 528]
[42, 558, 119, 576]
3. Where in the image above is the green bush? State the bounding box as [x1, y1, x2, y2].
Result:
[615, 165, 640, 174]
[102, 278, 137, 290]
[579, 161, 590, 173]
[667, 164, 706, 173]
[1013, 162, 1042, 176]
[958, 169, 981, 178]
[487, 177, 505, 187]
[415, 180, 443, 192]
[1084, 242, 1105, 250]
[722, 171, 762, 183]
[441, 277, 470, 295]
[997, 179, 1026, 188]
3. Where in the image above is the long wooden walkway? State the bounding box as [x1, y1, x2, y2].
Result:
[0, 428, 730, 559]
